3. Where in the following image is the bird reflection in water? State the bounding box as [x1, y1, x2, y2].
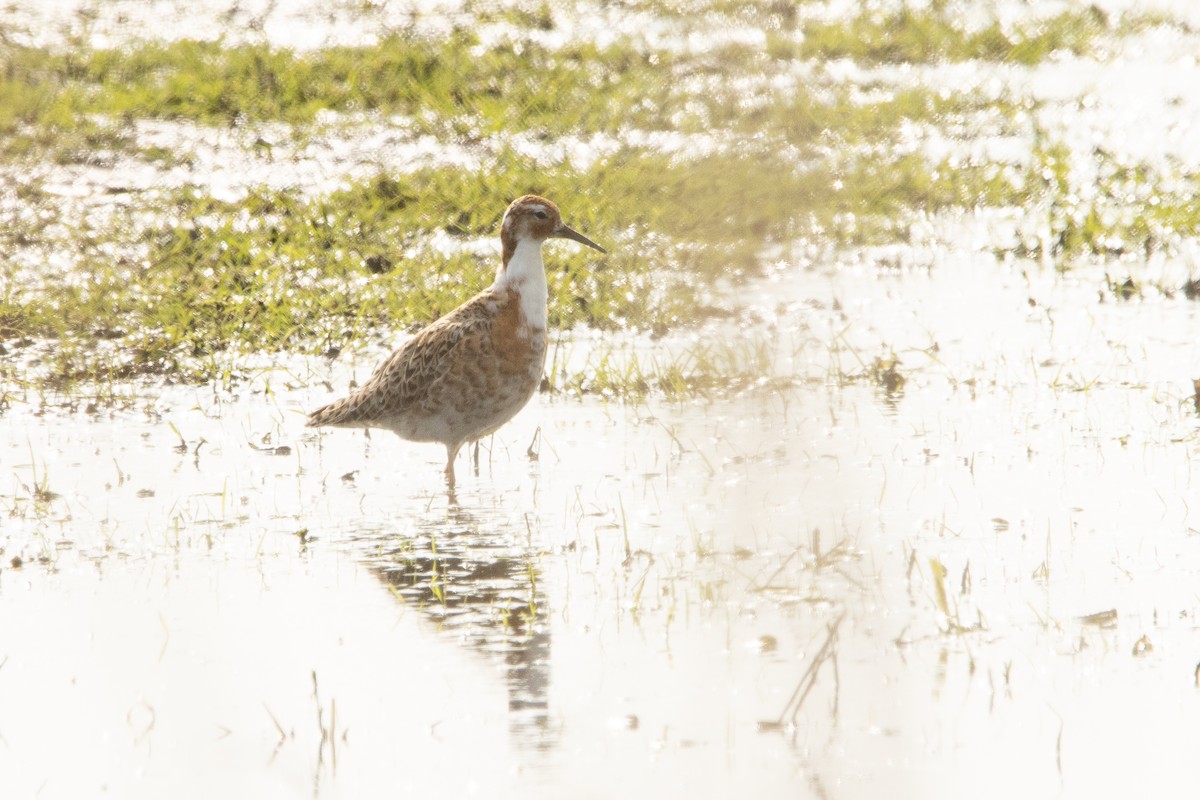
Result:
[349, 504, 554, 750]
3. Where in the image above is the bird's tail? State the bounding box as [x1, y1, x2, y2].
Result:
[306, 396, 358, 427]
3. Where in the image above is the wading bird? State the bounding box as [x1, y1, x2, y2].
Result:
[307, 195, 606, 486]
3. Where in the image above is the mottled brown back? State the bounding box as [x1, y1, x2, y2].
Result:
[306, 285, 547, 448]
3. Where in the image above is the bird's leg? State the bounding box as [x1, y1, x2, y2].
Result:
[445, 442, 462, 487]
[472, 440, 480, 474]
[526, 427, 540, 461]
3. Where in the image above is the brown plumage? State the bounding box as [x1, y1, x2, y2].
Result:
[307, 195, 606, 486]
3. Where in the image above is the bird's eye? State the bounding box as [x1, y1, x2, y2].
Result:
[534, 210, 548, 219]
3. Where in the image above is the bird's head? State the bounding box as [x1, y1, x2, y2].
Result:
[501, 195, 606, 253]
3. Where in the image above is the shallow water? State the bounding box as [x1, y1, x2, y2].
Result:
[6, 0, 1200, 797]
[4, 248, 1200, 798]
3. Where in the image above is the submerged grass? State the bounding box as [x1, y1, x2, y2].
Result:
[547, 334, 799, 400]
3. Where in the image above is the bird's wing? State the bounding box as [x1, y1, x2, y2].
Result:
[307, 290, 497, 426]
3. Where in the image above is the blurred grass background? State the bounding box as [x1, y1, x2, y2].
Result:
[0, 1, 1193, 394]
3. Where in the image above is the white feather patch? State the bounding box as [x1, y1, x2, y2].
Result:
[492, 238, 547, 330]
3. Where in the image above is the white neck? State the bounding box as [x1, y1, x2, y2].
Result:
[492, 237, 547, 330]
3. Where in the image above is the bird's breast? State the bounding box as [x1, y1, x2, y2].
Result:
[491, 288, 546, 369]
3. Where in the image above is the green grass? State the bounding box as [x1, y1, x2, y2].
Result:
[0, 3, 1192, 398]
[794, 6, 1110, 65]
[0, 22, 1023, 165]
[0, 33, 687, 144]
[1011, 137, 1200, 261]
[0, 143, 1022, 387]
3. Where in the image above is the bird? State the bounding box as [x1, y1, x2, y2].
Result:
[306, 194, 606, 486]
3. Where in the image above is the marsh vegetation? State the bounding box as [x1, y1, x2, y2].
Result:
[2, 1, 1200, 798]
